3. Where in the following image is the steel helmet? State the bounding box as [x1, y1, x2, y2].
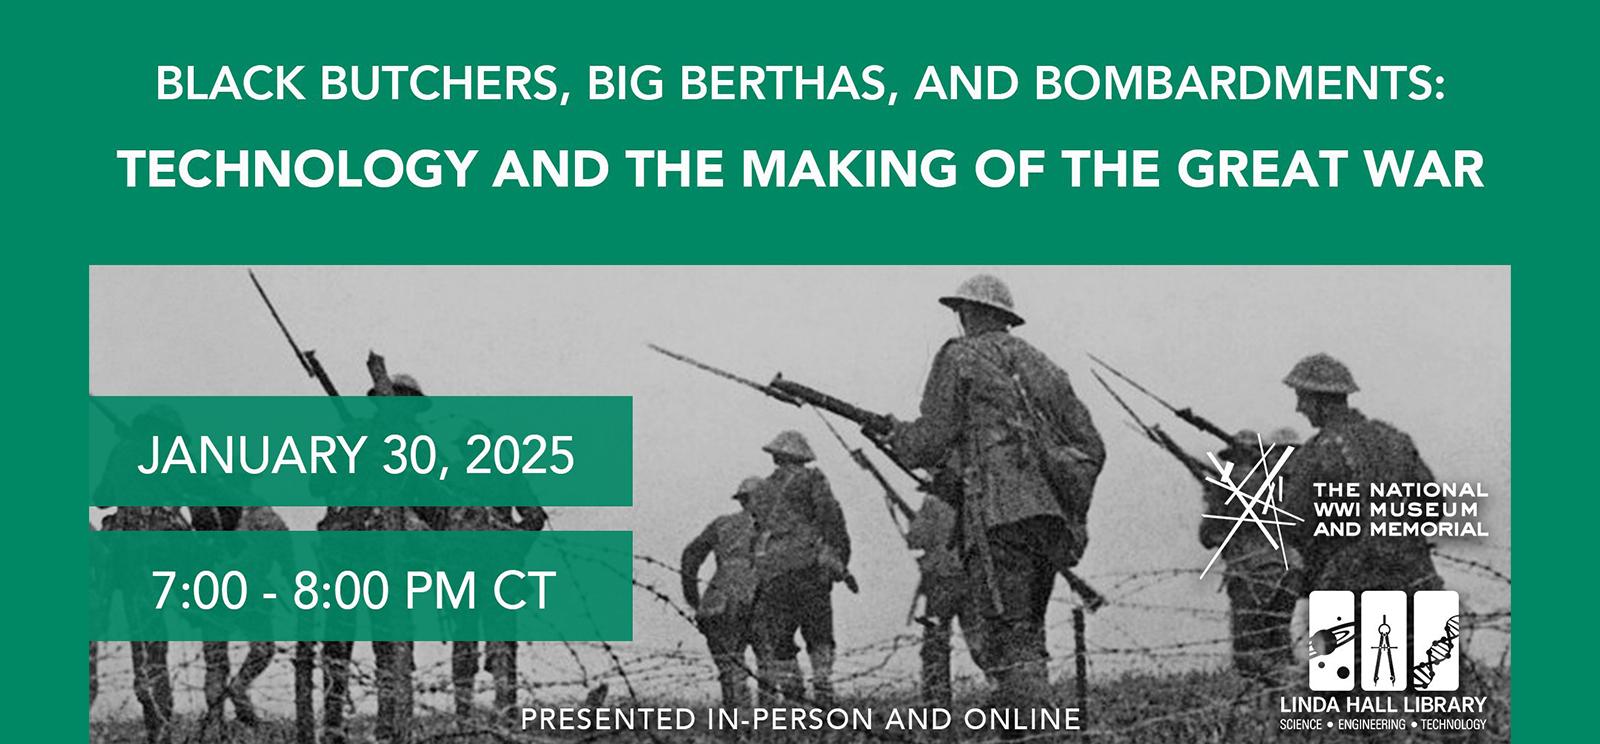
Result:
[733, 476, 765, 500]
[1267, 427, 1302, 447]
[938, 274, 1025, 327]
[391, 374, 424, 395]
[369, 374, 425, 397]
[762, 430, 816, 462]
[1283, 353, 1359, 394]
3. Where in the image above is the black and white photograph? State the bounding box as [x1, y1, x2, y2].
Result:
[88, 265, 1510, 743]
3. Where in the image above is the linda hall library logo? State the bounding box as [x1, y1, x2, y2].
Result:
[1308, 590, 1460, 692]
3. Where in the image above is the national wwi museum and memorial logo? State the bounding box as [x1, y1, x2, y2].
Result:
[1198, 431, 1301, 580]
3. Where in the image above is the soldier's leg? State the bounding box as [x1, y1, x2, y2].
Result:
[202, 641, 232, 726]
[293, 642, 317, 744]
[89, 641, 98, 705]
[374, 640, 415, 743]
[322, 641, 354, 744]
[135, 641, 173, 744]
[488, 641, 518, 713]
[453, 640, 480, 717]
[130, 642, 158, 743]
[228, 641, 275, 725]
[1226, 573, 1267, 680]
[981, 519, 1057, 714]
[702, 611, 753, 709]
[920, 616, 953, 708]
[752, 578, 804, 704]
[1263, 576, 1300, 674]
[797, 569, 837, 705]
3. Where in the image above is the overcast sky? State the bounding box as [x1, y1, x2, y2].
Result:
[89, 265, 1510, 699]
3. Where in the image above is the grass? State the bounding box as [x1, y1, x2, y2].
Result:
[90, 665, 1509, 743]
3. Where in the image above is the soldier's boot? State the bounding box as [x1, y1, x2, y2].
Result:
[716, 661, 752, 710]
[990, 658, 1052, 741]
[920, 618, 954, 708]
[452, 640, 480, 717]
[808, 645, 836, 706]
[293, 642, 317, 744]
[711, 649, 752, 710]
[762, 658, 805, 704]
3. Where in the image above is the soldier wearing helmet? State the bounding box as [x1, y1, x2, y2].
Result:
[317, 370, 445, 744]
[681, 477, 763, 709]
[903, 491, 977, 708]
[96, 405, 198, 744]
[882, 274, 1105, 722]
[1188, 427, 1303, 684]
[748, 430, 851, 704]
[1279, 354, 1443, 597]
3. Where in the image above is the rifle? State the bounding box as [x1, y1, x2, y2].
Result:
[1091, 369, 1207, 480]
[650, 343, 1106, 612]
[1088, 352, 1234, 447]
[814, 409, 917, 526]
[91, 398, 130, 437]
[248, 269, 352, 423]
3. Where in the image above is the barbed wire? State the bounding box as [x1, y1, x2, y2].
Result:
[91, 548, 1509, 743]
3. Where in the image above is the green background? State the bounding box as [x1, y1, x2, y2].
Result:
[10, 0, 1580, 738]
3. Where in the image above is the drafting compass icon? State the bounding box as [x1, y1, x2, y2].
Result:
[1372, 615, 1396, 685]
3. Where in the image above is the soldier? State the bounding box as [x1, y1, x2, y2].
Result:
[317, 373, 441, 744]
[749, 431, 852, 705]
[882, 274, 1104, 721]
[97, 406, 195, 744]
[681, 476, 762, 709]
[1194, 428, 1303, 684]
[445, 501, 545, 717]
[1280, 354, 1443, 595]
[192, 505, 244, 734]
[217, 506, 289, 728]
[904, 492, 973, 708]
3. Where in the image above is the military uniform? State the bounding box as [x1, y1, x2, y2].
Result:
[315, 376, 440, 744]
[212, 507, 287, 728]
[1197, 431, 1301, 683]
[749, 432, 851, 704]
[681, 477, 761, 709]
[190, 506, 247, 732]
[103, 506, 190, 744]
[887, 275, 1104, 715]
[96, 407, 196, 744]
[1284, 407, 1441, 594]
[904, 493, 974, 707]
[318, 503, 431, 744]
[1278, 354, 1443, 596]
[444, 503, 541, 717]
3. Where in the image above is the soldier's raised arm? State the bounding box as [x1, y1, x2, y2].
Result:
[679, 521, 718, 610]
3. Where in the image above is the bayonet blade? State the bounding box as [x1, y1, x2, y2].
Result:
[647, 343, 802, 406]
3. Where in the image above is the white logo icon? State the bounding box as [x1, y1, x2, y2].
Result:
[1200, 434, 1303, 579]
